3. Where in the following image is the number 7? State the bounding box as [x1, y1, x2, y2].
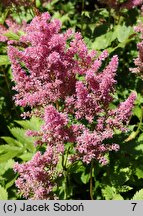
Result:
[131, 203, 137, 211]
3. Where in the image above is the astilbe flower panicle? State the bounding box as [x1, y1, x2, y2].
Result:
[0, 0, 38, 13]
[106, 92, 137, 131]
[14, 147, 58, 200]
[131, 8, 143, 77]
[1, 0, 51, 8]
[9, 12, 136, 199]
[101, 0, 143, 9]
[1, 0, 33, 8]
[0, 17, 27, 42]
[121, 0, 143, 9]
[8, 13, 76, 109]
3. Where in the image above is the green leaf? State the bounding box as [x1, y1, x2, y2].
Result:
[5, 175, 17, 190]
[19, 153, 34, 162]
[138, 134, 143, 142]
[115, 24, 133, 43]
[0, 159, 15, 176]
[112, 194, 124, 200]
[50, 0, 60, 5]
[0, 145, 22, 153]
[36, 0, 41, 7]
[102, 185, 124, 200]
[135, 144, 143, 152]
[0, 147, 23, 163]
[15, 116, 42, 131]
[4, 31, 20, 40]
[118, 185, 133, 193]
[110, 167, 132, 186]
[9, 127, 35, 152]
[1, 137, 22, 147]
[135, 93, 143, 105]
[136, 168, 143, 179]
[102, 186, 116, 200]
[92, 31, 116, 50]
[99, 9, 109, 17]
[52, 12, 70, 24]
[68, 161, 85, 173]
[0, 186, 8, 200]
[0, 10, 9, 24]
[133, 106, 142, 120]
[132, 189, 143, 200]
[81, 172, 90, 184]
[0, 55, 10, 66]
[82, 11, 90, 18]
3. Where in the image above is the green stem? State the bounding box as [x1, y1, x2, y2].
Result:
[64, 172, 69, 199]
[2, 67, 19, 117]
[64, 147, 70, 168]
[32, 0, 40, 16]
[82, 0, 85, 11]
[81, 0, 85, 33]
[125, 107, 143, 142]
[90, 160, 94, 200]
[62, 147, 71, 199]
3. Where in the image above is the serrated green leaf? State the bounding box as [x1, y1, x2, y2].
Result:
[1, 137, 22, 147]
[9, 127, 35, 152]
[9, 127, 26, 141]
[0, 145, 22, 153]
[0, 55, 10, 66]
[0, 186, 8, 200]
[102, 186, 116, 200]
[0, 146, 23, 162]
[15, 116, 42, 131]
[111, 167, 131, 186]
[112, 194, 124, 200]
[132, 189, 143, 200]
[0, 152, 17, 163]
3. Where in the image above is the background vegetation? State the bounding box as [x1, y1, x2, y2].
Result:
[0, 0, 143, 200]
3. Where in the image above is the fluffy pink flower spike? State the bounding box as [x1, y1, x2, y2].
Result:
[8, 12, 136, 199]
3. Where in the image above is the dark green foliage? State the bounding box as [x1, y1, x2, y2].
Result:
[0, 0, 143, 200]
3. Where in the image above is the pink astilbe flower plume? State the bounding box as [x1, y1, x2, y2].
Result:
[101, 0, 143, 9]
[121, 0, 143, 9]
[131, 8, 143, 77]
[106, 92, 137, 131]
[14, 147, 58, 200]
[0, 17, 27, 43]
[8, 12, 136, 199]
[8, 13, 76, 109]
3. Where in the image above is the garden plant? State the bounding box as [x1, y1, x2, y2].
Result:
[0, 0, 143, 200]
